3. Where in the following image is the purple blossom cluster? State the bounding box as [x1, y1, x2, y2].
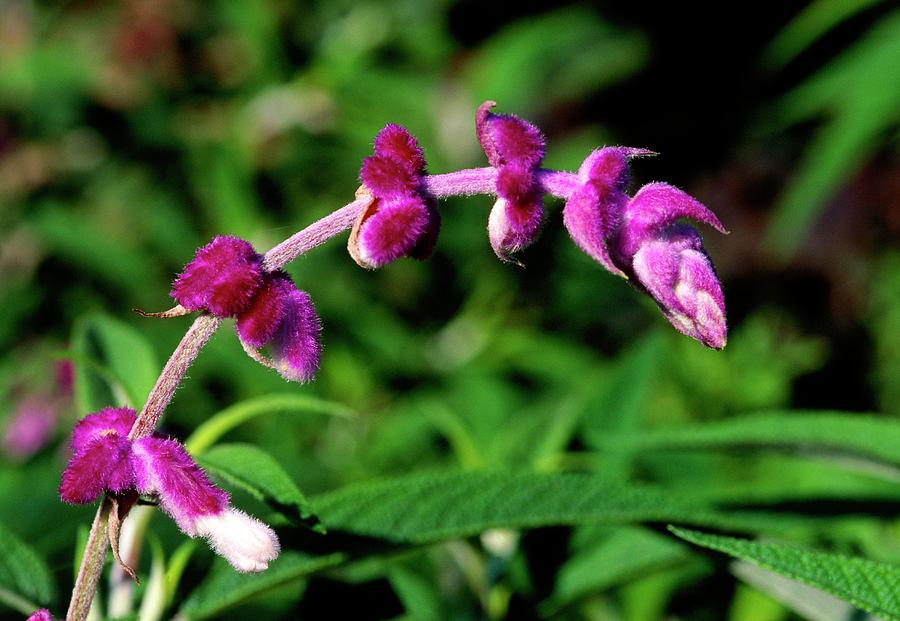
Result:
[562, 149, 728, 348]
[171, 236, 321, 382]
[59, 407, 279, 573]
[353, 101, 728, 348]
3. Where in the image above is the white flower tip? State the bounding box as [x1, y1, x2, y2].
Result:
[195, 507, 280, 573]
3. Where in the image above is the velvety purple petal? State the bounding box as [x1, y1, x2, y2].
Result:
[373, 124, 425, 172]
[27, 609, 53, 621]
[171, 236, 264, 317]
[562, 183, 627, 277]
[357, 196, 433, 268]
[616, 183, 726, 260]
[476, 101, 544, 169]
[236, 273, 292, 348]
[70, 407, 136, 454]
[488, 197, 544, 260]
[270, 288, 322, 383]
[59, 435, 133, 504]
[132, 437, 228, 535]
[631, 225, 727, 349]
[360, 155, 419, 198]
[578, 147, 647, 192]
[3, 397, 57, 459]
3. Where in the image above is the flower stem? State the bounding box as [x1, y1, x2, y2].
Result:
[424, 167, 578, 200]
[262, 197, 369, 272]
[66, 499, 111, 621]
[128, 315, 222, 441]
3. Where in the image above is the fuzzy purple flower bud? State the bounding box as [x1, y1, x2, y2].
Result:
[171, 236, 264, 317]
[59, 408, 280, 572]
[351, 125, 440, 269]
[564, 151, 728, 348]
[27, 609, 53, 621]
[621, 184, 728, 349]
[476, 101, 546, 262]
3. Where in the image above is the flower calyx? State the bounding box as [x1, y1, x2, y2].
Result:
[349, 124, 440, 269]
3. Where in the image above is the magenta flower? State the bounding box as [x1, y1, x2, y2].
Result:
[563, 149, 728, 348]
[476, 101, 546, 262]
[169, 236, 323, 382]
[350, 124, 440, 269]
[27, 609, 53, 621]
[60, 408, 279, 572]
[171, 236, 264, 317]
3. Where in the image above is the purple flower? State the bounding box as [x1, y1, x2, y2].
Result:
[563, 149, 728, 349]
[169, 235, 323, 382]
[171, 236, 264, 317]
[235, 272, 323, 383]
[476, 101, 546, 262]
[27, 609, 53, 621]
[350, 124, 440, 269]
[59, 408, 279, 572]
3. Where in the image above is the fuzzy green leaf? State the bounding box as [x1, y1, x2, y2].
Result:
[312, 470, 804, 543]
[176, 552, 345, 621]
[0, 520, 55, 612]
[196, 443, 318, 527]
[616, 411, 900, 471]
[670, 527, 900, 621]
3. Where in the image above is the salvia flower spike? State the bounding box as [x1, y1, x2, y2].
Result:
[350, 124, 440, 269]
[60, 408, 280, 573]
[476, 100, 546, 263]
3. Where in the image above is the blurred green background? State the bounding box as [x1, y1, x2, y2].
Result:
[1, 0, 899, 619]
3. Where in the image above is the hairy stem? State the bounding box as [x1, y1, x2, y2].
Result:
[262, 197, 369, 271]
[424, 167, 579, 200]
[66, 499, 111, 621]
[128, 315, 222, 441]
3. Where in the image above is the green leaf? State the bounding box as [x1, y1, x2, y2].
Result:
[311, 470, 805, 544]
[70, 312, 159, 414]
[670, 527, 900, 621]
[196, 443, 318, 527]
[612, 411, 900, 472]
[185, 393, 355, 455]
[176, 552, 345, 621]
[542, 527, 689, 614]
[0, 520, 55, 612]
